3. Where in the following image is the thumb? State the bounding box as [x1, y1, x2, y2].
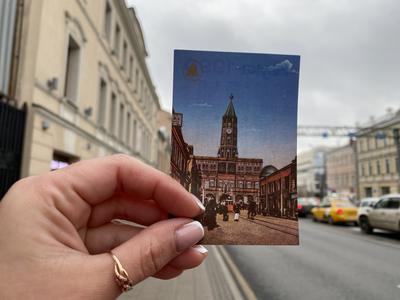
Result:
[94, 218, 204, 296]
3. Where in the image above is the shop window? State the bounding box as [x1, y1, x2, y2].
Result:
[51, 152, 77, 171]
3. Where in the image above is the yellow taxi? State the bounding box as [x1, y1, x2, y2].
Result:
[311, 200, 358, 225]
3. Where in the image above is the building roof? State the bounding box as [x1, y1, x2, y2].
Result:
[260, 165, 278, 177]
[224, 95, 236, 118]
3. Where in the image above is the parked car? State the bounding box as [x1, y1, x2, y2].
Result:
[358, 194, 400, 234]
[356, 197, 379, 221]
[311, 200, 358, 225]
[298, 197, 319, 217]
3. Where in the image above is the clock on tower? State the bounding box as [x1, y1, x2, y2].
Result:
[218, 94, 238, 159]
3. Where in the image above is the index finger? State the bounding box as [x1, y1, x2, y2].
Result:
[52, 154, 204, 218]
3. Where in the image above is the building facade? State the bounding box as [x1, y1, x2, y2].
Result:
[356, 111, 400, 198]
[170, 111, 191, 189]
[259, 158, 297, 219]
[195, 97, 263, 207]
[326, 144, 356, 194]
[170, 111, 202, 199]
[12, 0, 160, 177]
[297, 146, 330, 198]
[157, 109, 172, 174]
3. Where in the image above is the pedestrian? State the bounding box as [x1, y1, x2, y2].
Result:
[233, 202, 241, 221]
[221, 201, 229, 221]
[0, 155, 208, 299]
[248, 199, 256, 220]
[205, 198, 218, 230]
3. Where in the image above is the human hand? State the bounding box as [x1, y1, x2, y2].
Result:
[0, 155, 207, 299]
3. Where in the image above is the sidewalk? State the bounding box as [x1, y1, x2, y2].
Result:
[118, 246, 251, 300]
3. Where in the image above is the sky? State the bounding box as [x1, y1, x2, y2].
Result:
[128, 0, 400, 152]
[173, 50, 299, 168]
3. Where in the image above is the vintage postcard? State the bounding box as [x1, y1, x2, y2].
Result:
[170, 50, 300, 245]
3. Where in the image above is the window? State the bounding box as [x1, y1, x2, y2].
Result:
[365, 187, 372, 197]
[104, 2, 112, 41]
[114, 23, 120, 57]
[119, 103, 124, 140]
[140, 80, 144, 101]
[64, 36, 80, 102]
[247, 181, 252, 189]
[133, 119, 137, 150]
[385, 159, 390, 174]
[255, 182, 259, 189]
[129, 56, 134, 81]
[51, 152, 76, 171]
[377, 160, 381, 175]
[126, 112, 131, 145]
[98, 79, 107, 127]
[109, 92, 116, 133]
[135, 68, 139, 92]
[368, 162, 372, 176]
[122, 41, 127, 68]
[375, 198, 391, 209]
[381, 186, 390, 195]
[387, 198, 400, 209]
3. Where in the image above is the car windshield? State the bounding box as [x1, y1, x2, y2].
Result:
[335, 202, 355, 208]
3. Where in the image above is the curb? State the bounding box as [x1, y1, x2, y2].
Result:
[214, 246, 257, 300]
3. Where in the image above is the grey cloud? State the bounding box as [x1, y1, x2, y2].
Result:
[129, 0, 400, 151]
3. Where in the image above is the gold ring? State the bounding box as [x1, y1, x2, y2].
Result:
[110, 252, 133, 292]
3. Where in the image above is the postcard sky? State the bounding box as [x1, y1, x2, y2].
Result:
[173, 50, 299, 169]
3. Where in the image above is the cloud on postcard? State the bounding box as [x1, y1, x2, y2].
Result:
[267, 60, 298, 74]
[190, 102, 213, 108]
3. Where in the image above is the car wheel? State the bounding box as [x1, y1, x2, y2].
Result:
[328, 216, 335, 225]
[312, 215, 318, 222]
[359, 216, 373, 234]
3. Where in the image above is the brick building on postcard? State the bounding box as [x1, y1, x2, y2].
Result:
[259, 158, 297, 219]
[195, 95, 263, 207]
[170, 111, 202, 199]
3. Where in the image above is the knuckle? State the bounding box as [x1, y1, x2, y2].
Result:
[139, 238, 164, 278]
[111, 153, 131, 163]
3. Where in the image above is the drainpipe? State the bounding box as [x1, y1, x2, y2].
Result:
[393, 128, 400, 193]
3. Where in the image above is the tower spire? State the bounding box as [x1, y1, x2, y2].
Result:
[224, 93, 236, 117]
[218, 94, 238, 159]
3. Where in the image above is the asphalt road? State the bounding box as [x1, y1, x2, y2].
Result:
[227, 218, 400, 300]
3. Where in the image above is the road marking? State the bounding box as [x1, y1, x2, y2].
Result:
[397, 284, 400, 289]
[217, 246, 258, 300]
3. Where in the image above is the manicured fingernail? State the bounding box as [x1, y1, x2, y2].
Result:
[192, 195, 205, 212]
[193, 245, 208, 255]
[175, 221, 204, 252]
